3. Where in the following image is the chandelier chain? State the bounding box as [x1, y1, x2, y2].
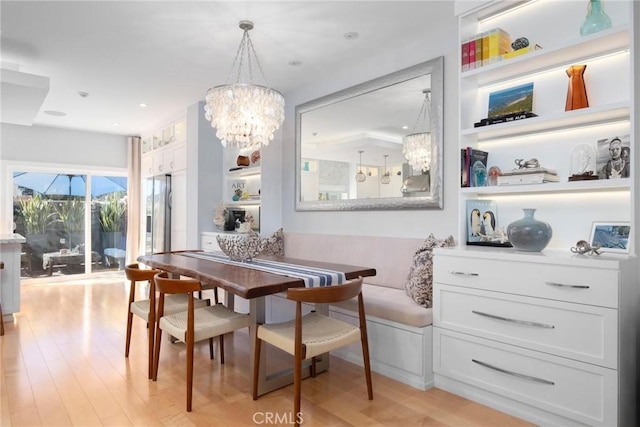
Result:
[409, 91, 431, 134]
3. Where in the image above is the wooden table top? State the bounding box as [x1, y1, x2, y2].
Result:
[137, 251, 376, 299]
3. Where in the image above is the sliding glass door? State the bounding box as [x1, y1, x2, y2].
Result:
[13, 171, 127, 279]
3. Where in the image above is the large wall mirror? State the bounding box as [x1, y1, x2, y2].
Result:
[295, 56, 444, 211]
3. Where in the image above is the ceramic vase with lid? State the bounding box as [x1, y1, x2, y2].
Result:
[507, 209, 553, 252]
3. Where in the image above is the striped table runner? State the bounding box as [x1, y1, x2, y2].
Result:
[180, 251, 346, 287]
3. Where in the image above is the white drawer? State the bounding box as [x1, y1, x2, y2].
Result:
[433, 329, 617, 427]
[433, 285, 618, 368]
[434, 255, 618, 308]
[200, 233, 220, 252]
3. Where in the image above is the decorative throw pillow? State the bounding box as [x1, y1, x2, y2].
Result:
[405, 234, 455, 308]
[261, 228, 285, 256]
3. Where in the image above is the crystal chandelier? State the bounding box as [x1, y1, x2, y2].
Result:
[204, 21, 285, 150]
[402, 89, 432, 173]
[355, 150, 366, 182]
[381, 154, 391, 184]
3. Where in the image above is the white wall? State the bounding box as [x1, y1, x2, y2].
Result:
[0, 123, 128, 232]
[279, 2, 459, 239]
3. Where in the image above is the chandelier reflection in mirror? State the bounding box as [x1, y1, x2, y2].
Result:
[204, 20, 285, 149]
[355, 150, 366, 183]
[402, 89, 432, 172]
[381, 154, 391, 184]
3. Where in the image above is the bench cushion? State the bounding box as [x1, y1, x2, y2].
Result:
[333, 283, 432, 328]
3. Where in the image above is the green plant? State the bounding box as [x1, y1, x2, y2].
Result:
[54, 199, 85, 233]
[99, 194, 126, 232]
[19, 194, 55, 234]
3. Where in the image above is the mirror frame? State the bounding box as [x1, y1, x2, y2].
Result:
[294, 56, 444, 211]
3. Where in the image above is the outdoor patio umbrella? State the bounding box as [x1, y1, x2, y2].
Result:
[13, 172, 127, 198]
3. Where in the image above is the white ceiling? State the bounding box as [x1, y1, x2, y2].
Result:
[0, 1, 452, 137]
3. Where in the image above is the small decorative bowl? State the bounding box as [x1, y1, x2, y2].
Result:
[216, 232, 264, 262]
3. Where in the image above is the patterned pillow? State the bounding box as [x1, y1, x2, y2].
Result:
[261, 228, 285, 256]
[405, 234, 455, 308]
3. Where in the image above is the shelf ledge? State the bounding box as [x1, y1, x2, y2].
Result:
[461, 179, 630, 195]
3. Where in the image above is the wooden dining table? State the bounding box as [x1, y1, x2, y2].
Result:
[137, 250, 376, 396]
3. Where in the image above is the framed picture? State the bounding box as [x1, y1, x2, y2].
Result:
[487, 82, 534, 118]
[596, 134, 630, 179]
[589, 222, 631, 254]
[466, 200, 510, 246]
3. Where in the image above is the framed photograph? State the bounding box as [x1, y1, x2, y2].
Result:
[487, 82, 534, 118]
[590, 222, 631, 254]
[596, 134, 630, 179]
[466, 200, 511, 246]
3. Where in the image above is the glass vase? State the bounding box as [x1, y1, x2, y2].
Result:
[580, 0, 612, 36]
[507, 209, 553, 252]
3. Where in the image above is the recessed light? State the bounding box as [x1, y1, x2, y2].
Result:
[44, 110, 66, 116]
[78, 91, 89, 98]
[402, 125, 409, 130]
[112, 122, 120, 126]
[139, 103, 147, 107]
[343, 32, 359, 40]
[288, 60, 302, 67]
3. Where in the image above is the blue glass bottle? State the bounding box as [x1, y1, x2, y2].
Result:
[580, 0, 612, 36]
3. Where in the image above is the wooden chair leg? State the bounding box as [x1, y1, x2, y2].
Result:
[293, 351, 302, 427]
[186, 333, 194, 412]
[125, 310, 133, 357]
[219, 334, 225, 364]
[311, 356, 317, 377]
[147, 322, 155, 380]
[152, 326, 163, 381]
[209, 337, 214, 360]
[0, 302, 4, 336]
[361, 334, 373, 400]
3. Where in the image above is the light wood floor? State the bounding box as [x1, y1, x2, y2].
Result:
[1, 275, 533, 426]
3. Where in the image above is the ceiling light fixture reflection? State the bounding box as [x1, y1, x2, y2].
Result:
[381, 154, 391, 184]
[402, 89, 432, 173]
[204, 20, 285, 150]
[355, 150, 366, 183]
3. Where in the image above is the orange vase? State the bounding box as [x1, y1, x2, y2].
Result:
[565, 65, 589, 111]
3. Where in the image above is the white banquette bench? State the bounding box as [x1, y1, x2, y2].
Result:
[277, 232, 434, 390]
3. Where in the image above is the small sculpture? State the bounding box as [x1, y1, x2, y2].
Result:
[511, 37, 529, 51]
[570, 240, 602, 255]
[515, 158, 540, 169]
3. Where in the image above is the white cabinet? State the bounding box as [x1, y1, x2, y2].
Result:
[171, 171, 187, 251]
[456, 0, 634, 250]
[433, 247, 637, 426]
[141, 116, 188, 176]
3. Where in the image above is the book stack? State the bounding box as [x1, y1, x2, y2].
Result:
[497, 167, 560, 185]
[461, 28, 511, 72]
[461, 147, 489, 187]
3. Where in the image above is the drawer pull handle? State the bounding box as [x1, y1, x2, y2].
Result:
[545, 281, 590, 289]
[472, 359, 555, 385]
[448, 270, 479, 277]
[472, 310, 555, 329]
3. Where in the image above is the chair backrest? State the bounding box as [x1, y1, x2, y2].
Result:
[154, 271, 201, 295]
[286, 277, 363, 304]
[125, 263, 160, 282]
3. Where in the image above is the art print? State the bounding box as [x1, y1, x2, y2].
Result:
[596, 135, 630, 179]
[487, 82, 534, 118]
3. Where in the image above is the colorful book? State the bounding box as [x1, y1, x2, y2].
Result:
[474, 34, 483, 69]
[503, 43, 543, 60]
[500, 167, 558, 176]
[487, 28, 511, 65]
[469, 38, 476, 70]
[461, 37, 470, 72]
[482, 31, 491, 66]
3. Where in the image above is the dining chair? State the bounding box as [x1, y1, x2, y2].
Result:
[152, 271, 250, 411]
[124, 263, 209, 379]
[252, 277, 372, 425]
